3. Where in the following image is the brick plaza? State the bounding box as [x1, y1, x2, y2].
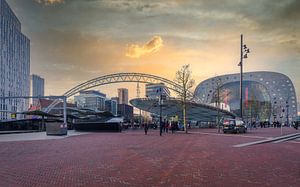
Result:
[0, 128, 299, 187]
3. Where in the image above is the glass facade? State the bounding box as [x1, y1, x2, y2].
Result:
[0, 0, 30, 120]
[211, 81, 271, 122]
[195, 72, 297, 123]
[145, 83, 170, 99]
[30, 74, 45, 106]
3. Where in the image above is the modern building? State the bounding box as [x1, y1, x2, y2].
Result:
[145, 83, 170, 99]
[105, 99, 118, 116]
[74, 90, 106, 111]
[117, 104, 133, 122]
[30, 74, 45, 106]
[194, 71, 298, 123]
[118, 88, 128, 104]
[0, 0, 30, 120]
[111, 97, 119, 104]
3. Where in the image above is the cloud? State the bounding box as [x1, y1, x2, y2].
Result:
[34, 0, 64, 5]
[125, 36, 163, 58]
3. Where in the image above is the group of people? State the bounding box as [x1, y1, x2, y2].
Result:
[143, 120, 180, 136]
[249, 121, 299, 130]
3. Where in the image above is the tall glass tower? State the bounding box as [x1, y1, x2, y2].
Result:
[0, 0, 30, 120]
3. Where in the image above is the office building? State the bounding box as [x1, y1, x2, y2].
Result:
[118, 88, 128, 104]
[74, 90, 106, 111]
[0, 0, 30, 120]
[111, 97, 119, 104]
[105, 99, 118, 116]
[145, 83, 170, 99]
[118, 104, 133, 122]
[30, 74, 44, 106]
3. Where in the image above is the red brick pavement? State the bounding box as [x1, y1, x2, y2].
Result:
[0, 128, 299, 187]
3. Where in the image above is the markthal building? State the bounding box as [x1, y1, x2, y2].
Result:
[194, 71, 298, 123]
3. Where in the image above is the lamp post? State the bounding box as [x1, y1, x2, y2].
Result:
[158, 88, 163, 136]
[238, 34, 250, 121]
[215, 77, 222, 133]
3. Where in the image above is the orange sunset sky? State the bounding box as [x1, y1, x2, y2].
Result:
[7, 0, 300, 102]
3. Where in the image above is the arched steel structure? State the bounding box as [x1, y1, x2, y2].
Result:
[64, 73, 184, 97]
[45, 73, 198, 112]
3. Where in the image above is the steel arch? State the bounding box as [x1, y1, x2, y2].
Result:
[45, 73, 199, 112]
[64, 73, 184, 97]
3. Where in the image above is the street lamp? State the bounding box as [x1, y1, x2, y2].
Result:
[157, 88, 163, 136]
[238, 34, 250, 121]
[214, 77, 222, 133]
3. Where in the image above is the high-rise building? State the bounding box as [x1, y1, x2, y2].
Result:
[118, 104, 133, 122]
[118, 88, 128, 104]
[74, 90, 106, 111]
[30, 74, 45, 106]
[0, 0, 30, 120]
[145, 83, 170, 99]
[105, 99, 118, 116]
[111, 97, 119, 104]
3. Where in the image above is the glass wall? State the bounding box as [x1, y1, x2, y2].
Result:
[211, 81, 271, 122]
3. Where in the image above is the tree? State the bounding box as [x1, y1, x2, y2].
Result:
[174, 64, 195, 133]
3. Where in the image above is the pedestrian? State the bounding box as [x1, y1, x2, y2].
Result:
[144, 123, 149, 135]
[165, 121, 169, 133]
[171, 122, 175, 134]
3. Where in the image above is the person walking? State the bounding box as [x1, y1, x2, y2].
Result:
[171, 122, 174, 134]
[165, 121, 169, 133]
[144, 123, 149, 135]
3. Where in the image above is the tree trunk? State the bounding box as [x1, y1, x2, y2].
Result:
[183, 102, 187, 133]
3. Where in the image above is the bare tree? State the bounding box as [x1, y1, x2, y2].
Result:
[174, 64, 195, 133]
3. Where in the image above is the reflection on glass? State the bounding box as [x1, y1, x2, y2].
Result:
[211, 81, 271, 122]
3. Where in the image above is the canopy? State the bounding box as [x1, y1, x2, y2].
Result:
[130, 98, 236, 122]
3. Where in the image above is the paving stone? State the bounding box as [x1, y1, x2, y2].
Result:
[0, 128, 299, 186]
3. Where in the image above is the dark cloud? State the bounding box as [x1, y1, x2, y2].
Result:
[5, 0, 300, 99]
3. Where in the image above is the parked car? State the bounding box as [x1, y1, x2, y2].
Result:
[223, 119, 247, 133]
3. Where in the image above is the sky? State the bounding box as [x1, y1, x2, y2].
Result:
[6, 0, 300, 101]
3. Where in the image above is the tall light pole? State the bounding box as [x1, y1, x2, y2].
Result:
[238, 34, 250, 121]
[158, 87, 163, 136]
[215, 77, 222, 133]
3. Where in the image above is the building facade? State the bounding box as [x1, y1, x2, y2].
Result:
[117, 104, 133, 122]
[111, 97, 119, 104]
[74, 90, 106, 111]
[30, 74, 44, 106]
[118, 88, 128, 104]
[0, 0, 30, 120]
[145, 83, 170, 99]
[105, 99, 118, 116]
[194, 71, 298, 123]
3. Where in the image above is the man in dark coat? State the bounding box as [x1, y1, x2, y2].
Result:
[144, 123, 149, 135]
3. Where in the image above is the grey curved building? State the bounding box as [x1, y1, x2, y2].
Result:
[194, 71, 298, 123]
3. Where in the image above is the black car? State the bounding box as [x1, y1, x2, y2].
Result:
[223, 119, 247, 133]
